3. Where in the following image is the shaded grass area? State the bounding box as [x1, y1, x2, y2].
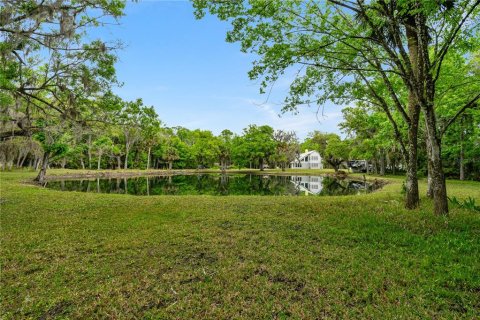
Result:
[1, 170, 479, 319]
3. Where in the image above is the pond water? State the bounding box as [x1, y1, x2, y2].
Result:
[44, 174, 380, 196]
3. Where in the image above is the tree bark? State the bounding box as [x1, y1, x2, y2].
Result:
[124, 144, 129, 170]
[147, 147, 151, 170]
[35, 152, 50, 184]
[459, 127, 465, 180]
[116, 156, 122, 170]
[404, 104, 420, 209]
[425, 130, 434, 198]
[379, 149, 385, 176]
[424, 107, 449, 215]
[404, 16, 421, 210]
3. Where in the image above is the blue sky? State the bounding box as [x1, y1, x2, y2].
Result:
[94, 0, 344, 139]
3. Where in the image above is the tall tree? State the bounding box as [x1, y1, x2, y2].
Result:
[218, 129, 234, 171]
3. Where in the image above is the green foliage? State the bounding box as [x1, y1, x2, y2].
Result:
[448, 196, 480, 212]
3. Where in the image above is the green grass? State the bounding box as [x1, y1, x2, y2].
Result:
[1, 170, 479, 319]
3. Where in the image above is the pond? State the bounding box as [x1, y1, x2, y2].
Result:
[44, 174, 381, 196]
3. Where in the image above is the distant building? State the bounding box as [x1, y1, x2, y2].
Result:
[290, 150, 323, 169]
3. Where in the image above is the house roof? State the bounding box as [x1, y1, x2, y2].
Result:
[296, 150, 319, 161]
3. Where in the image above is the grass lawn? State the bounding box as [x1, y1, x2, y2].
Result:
[1, 170, 479, 319]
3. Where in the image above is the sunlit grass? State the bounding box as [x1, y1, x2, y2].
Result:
[1, 170, 479, 319]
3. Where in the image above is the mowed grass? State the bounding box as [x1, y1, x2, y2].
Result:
[1, 170, 479, 319]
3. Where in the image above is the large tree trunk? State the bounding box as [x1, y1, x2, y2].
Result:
[35, 152, 50, 184]
[168, 161, 173, 170]
[405, 106, 420, 209]
[80, 157, 85, 170]
[259, 158, 264, 171]
[425, 129, 434, 198]
[404, 17, 421, 210]
[416, 9, 448, 214]
[424, 107, 449, 215]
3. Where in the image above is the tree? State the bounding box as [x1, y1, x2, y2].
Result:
[140, 107, 162, 170]
[33, 119, 70, 183]
[302, 131, 338, 156]
[242, 125, 275, 171]
[272, 130, 299, 171]
[1, 1, 126, 182]
[159, 129, 181, 170]
[340, 105, 402, 175]
[190, 129, 219, 168]
[193, 0, 480, 214]
[218, 129, 233, 170]
[1, 0, 125, 136]
[93, 136, 113, 170]
[116, 99, 159, 170]
[324, 135, 350, 172]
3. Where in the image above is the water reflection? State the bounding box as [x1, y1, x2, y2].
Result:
[44, 174, 378, 196]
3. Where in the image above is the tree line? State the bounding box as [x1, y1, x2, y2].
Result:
[3, 99, 478, 183]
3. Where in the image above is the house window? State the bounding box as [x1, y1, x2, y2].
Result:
[311, 163, 318, 167]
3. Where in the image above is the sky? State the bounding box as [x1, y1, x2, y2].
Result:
[93, 0, 345, 140]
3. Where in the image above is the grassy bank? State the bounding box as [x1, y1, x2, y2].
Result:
[1, 170, 479, 319]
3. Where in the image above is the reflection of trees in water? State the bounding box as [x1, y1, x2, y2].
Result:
[46, 174, 376, 196]
[318, 176, 369, 196]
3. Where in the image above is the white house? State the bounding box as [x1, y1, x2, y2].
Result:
[290, 150, 323, 169]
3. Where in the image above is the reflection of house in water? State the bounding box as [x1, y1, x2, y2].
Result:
[290, 176, 323, 195]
